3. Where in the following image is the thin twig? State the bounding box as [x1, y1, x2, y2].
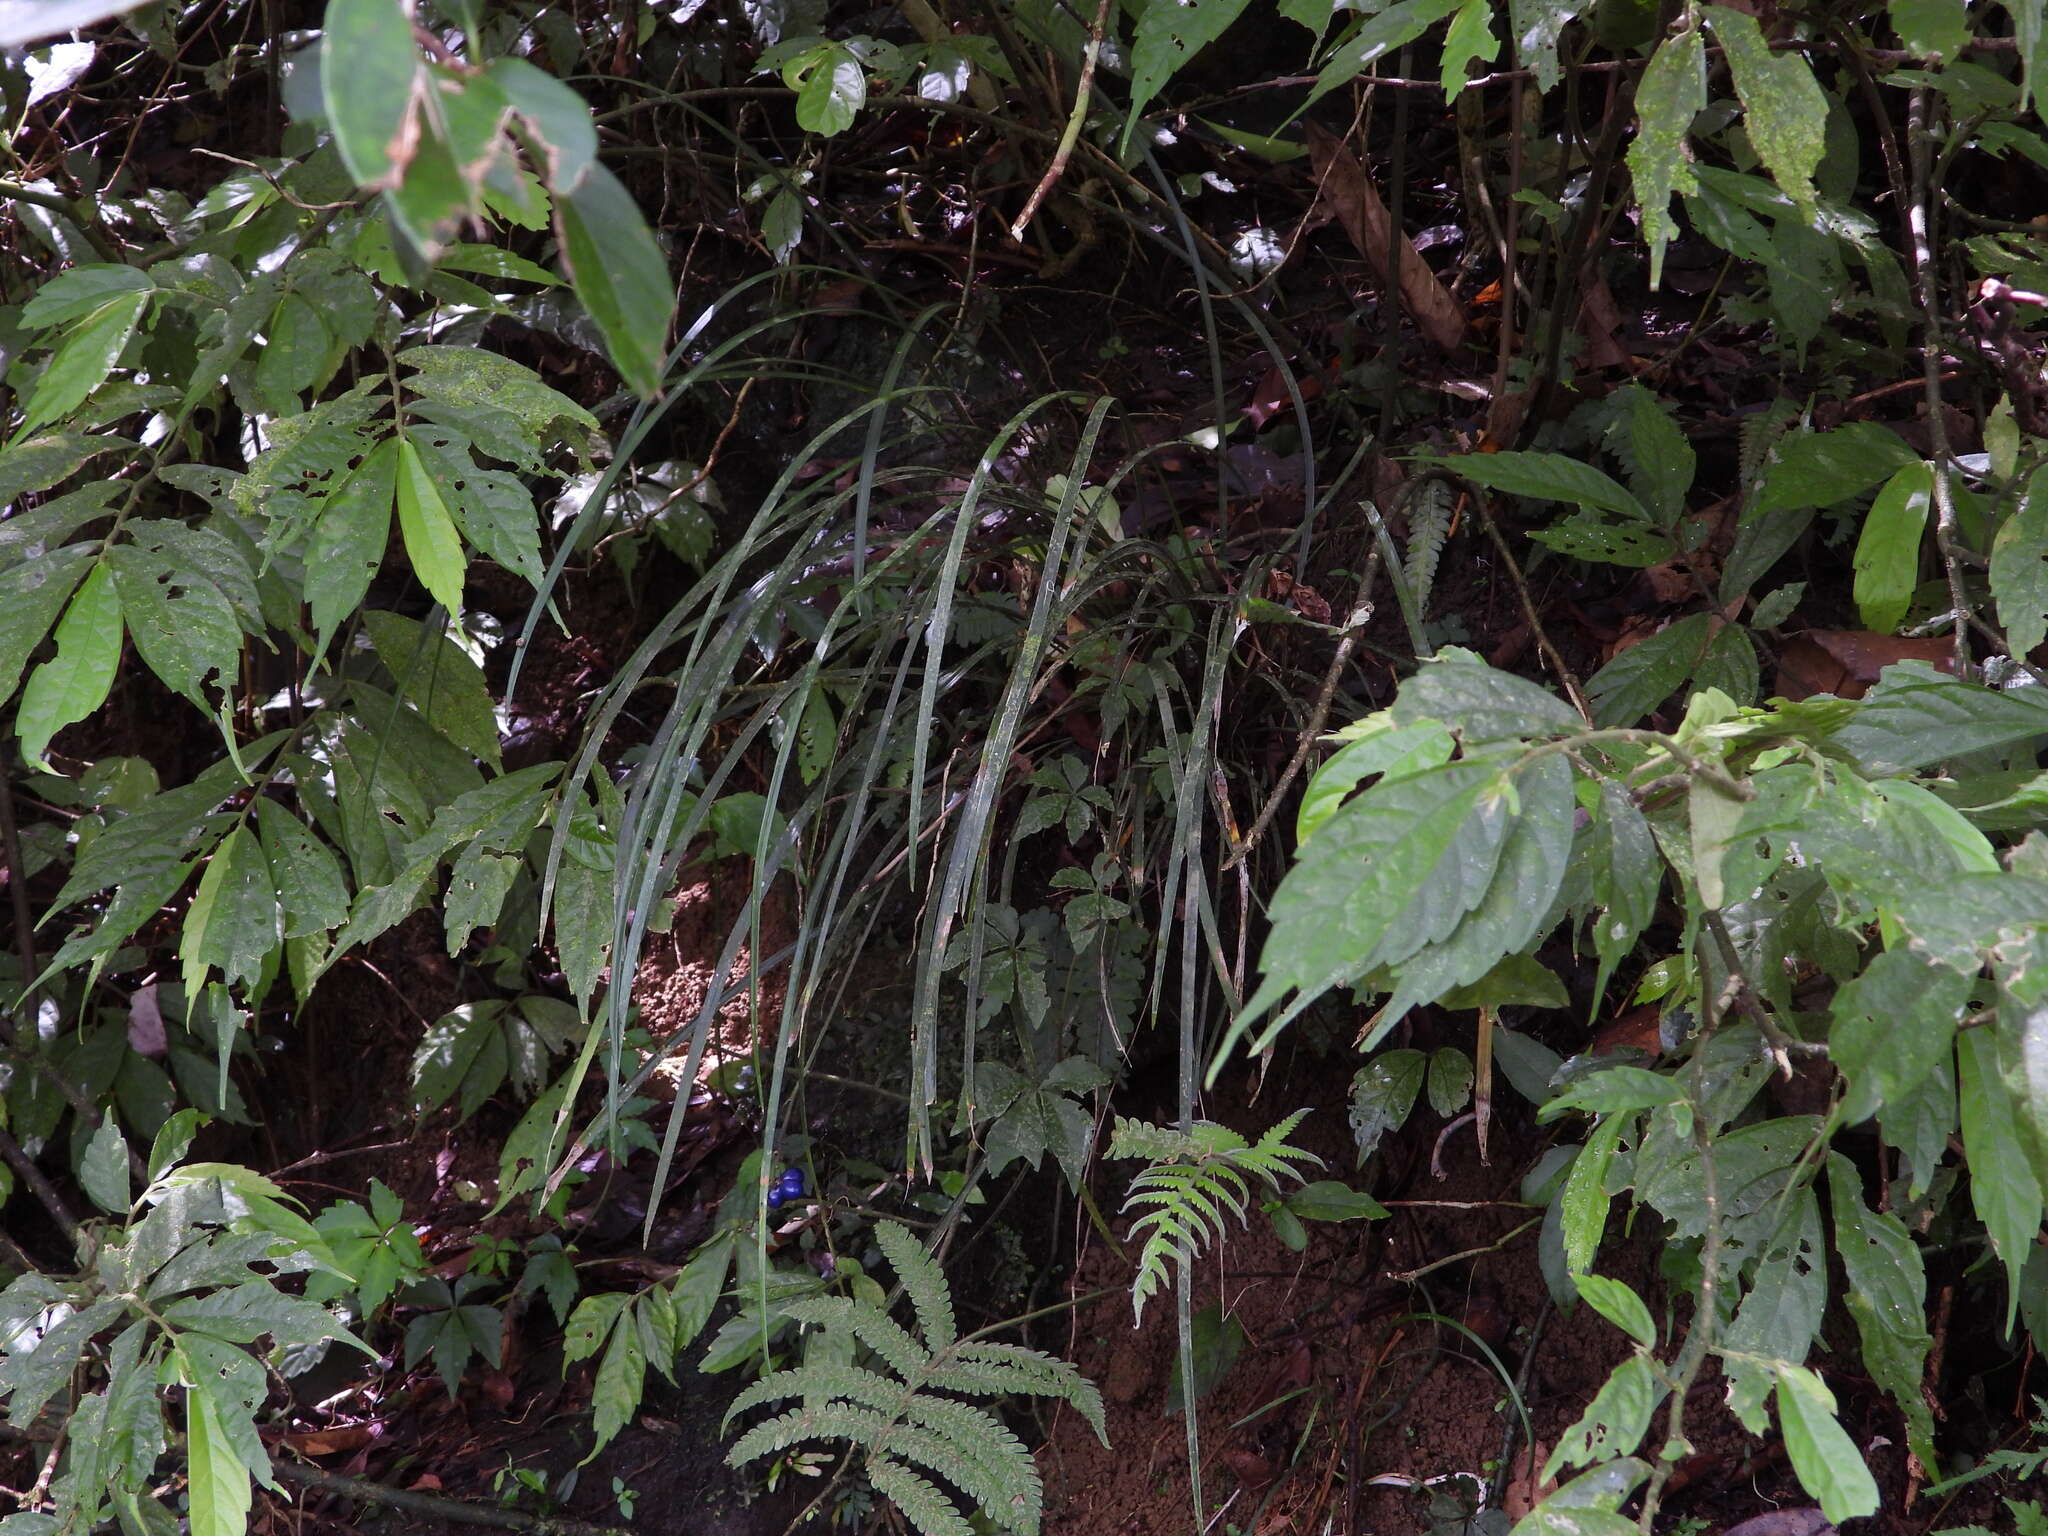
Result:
[0, 1122, 86, 1260]
[1010, 0, 1111, 242]
[1467, 490, 1593, 722]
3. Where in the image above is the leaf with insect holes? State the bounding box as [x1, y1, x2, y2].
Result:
[322, 0, 422, 190]
[1631, 23, 1705, 289]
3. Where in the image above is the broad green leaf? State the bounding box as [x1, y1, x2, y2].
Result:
[785, 42, 865, 135]
[1560, 1112, 1628, 1273]
[554, 857, 611, 1007]
[1585, 612, 1717, 727]
[1296, 720, 1454, 842]
[361, 609, 501, 767]
[555, 162, 672, 399]
[1958, 1026, 2042, 1334]
[1998, 928, 2048, 1193]
[253, 292, 331, 410]
[1853, 461, 1931, 634]
[80, 1118, 131, 1215]
[1773, 1364, 1880, 1523]
[1243, 756, 1515, 1035]
[488, 55, 597, 191]
[17, 561, 122, 770]
[404, 430, 542, 586]
[1754, 422, 1917, 516]
[1422, 450, 1647, 520]
[1509, 1459, 1647, 1536]
[106, 542, 241, 710]
[1389, 650, 1583, 742]
[0, 432, 133, 509]
[1440, 0, 1497, 95]
[1543, 1353, 1662, 1477]
[1706, 6, 1828, 209]
[1826, 1153, 1937, 1470]
[1283, 1179, 1389, 1222]
[411, 1002, 507, 1119]
[1509, 0, 1583, 93]
[394, 434, 467, 618]
[181, 826, 278, 1003]
[1830, 948, 1967, 1122]
[1891, 0, 1970, 59]
[1426, 1046, 1473, 1116]
[1629, 24, 1706, 289]
[1588, 781, 1660, 1008]
[184, 1383, 251, 1536]
[1129, 0, 1254, 132]
[18, 291, 149, 440]
[20, 264, 153, 330]
[322, 0, 422, 189]
[0, 542, 92, 707]
[1572, 1273, 1654, 1347]
[1721, 1187, 1826, 1432]
[307, 437, 398, 660]
[1539, 1066, 1683, 1120]
[1439, 953, 1570, 1012]
[1348, 1049, 1426, 1162]
[1837, 663, 2048, 775]
[253, 800, 350, 939]
[1304, 0, 1466, 111]
[586, 1301, 648, 1458]
[1992, 462, 2048, 660]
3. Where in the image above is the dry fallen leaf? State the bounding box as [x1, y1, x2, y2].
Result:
[1775, 630, 1960, 700]
[1306, 123, 1466, 357]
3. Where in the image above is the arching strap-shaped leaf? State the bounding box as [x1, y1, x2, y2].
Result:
[555, 163, 672, 399]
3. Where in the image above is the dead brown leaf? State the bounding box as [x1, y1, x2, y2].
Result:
[1305, 123, 1466, 357]
[1775, 630, 1961, 700]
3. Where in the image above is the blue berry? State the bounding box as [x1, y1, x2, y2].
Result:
[777, 1167, 808, 1199]
[767, 1187, 786, 1210]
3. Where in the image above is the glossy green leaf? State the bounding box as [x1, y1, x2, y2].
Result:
[17, 561, 122, 770]
[1586, 612, 1718, 727]
[1127, 0, 1257, 137]
[785, 42, 865, 135]
[1543, 1353, 1662, 1478]
[1348, 1049, 1426, 1162]
[393, 434, 467, 618]
[1826, 1153, 1937, 1470]
[1304, 0, 1466, 111]
[555, 163, 672, 400]
[0, 542, 93, 709]
[20, 263, 153, 329]
[180, 826, 278, 1003]
[321, 0, 422, 189]
[1852, 461, 1931, 633]
[1560, 1112, 1628, 1273]
[18, 291, 149, 440]
[1284, 1179, 1389, 1222]
[1890, 0, 1970, 58]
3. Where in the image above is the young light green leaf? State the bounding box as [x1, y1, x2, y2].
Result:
[184, 1383, 251, 1536]
[784, 42, 865, 135]
[1573, 1273, 1655, 1347]
[18, 290, 150, 440]
[321, 0, 422, 189]
[80, 1117, 131, 1215]
[555, 163, 672, 400]
[1706, 6, 1829, 209]
[394, 434, 467, 618]
[1773, 1364, 1881, 1523]
[1629, 23, 1706, 289]
[1439, 0, 1497, 96]
[17, 561, 122, 770]
[1852, 461, 1931, 634]
[1992, 462, 2048, 660]
[1560, 1113, 1629, 1274]
[180, 825, 278, 1004]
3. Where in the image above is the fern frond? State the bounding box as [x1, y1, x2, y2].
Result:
[1738, 397, 1800, 499]
[1404, 478, 1452, 619]
[1106, 1116, 1197, 1163]
[724, 1361, 908, 1426]
[876, 1220, 956, 1351]
[781, 1295, 929, 1381]
[868, 1455, 977, 1536]
[944, 1343, 1107, 1444]
[877, 1418, 1036, 1536]
[727, 1401, 897, 1467]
